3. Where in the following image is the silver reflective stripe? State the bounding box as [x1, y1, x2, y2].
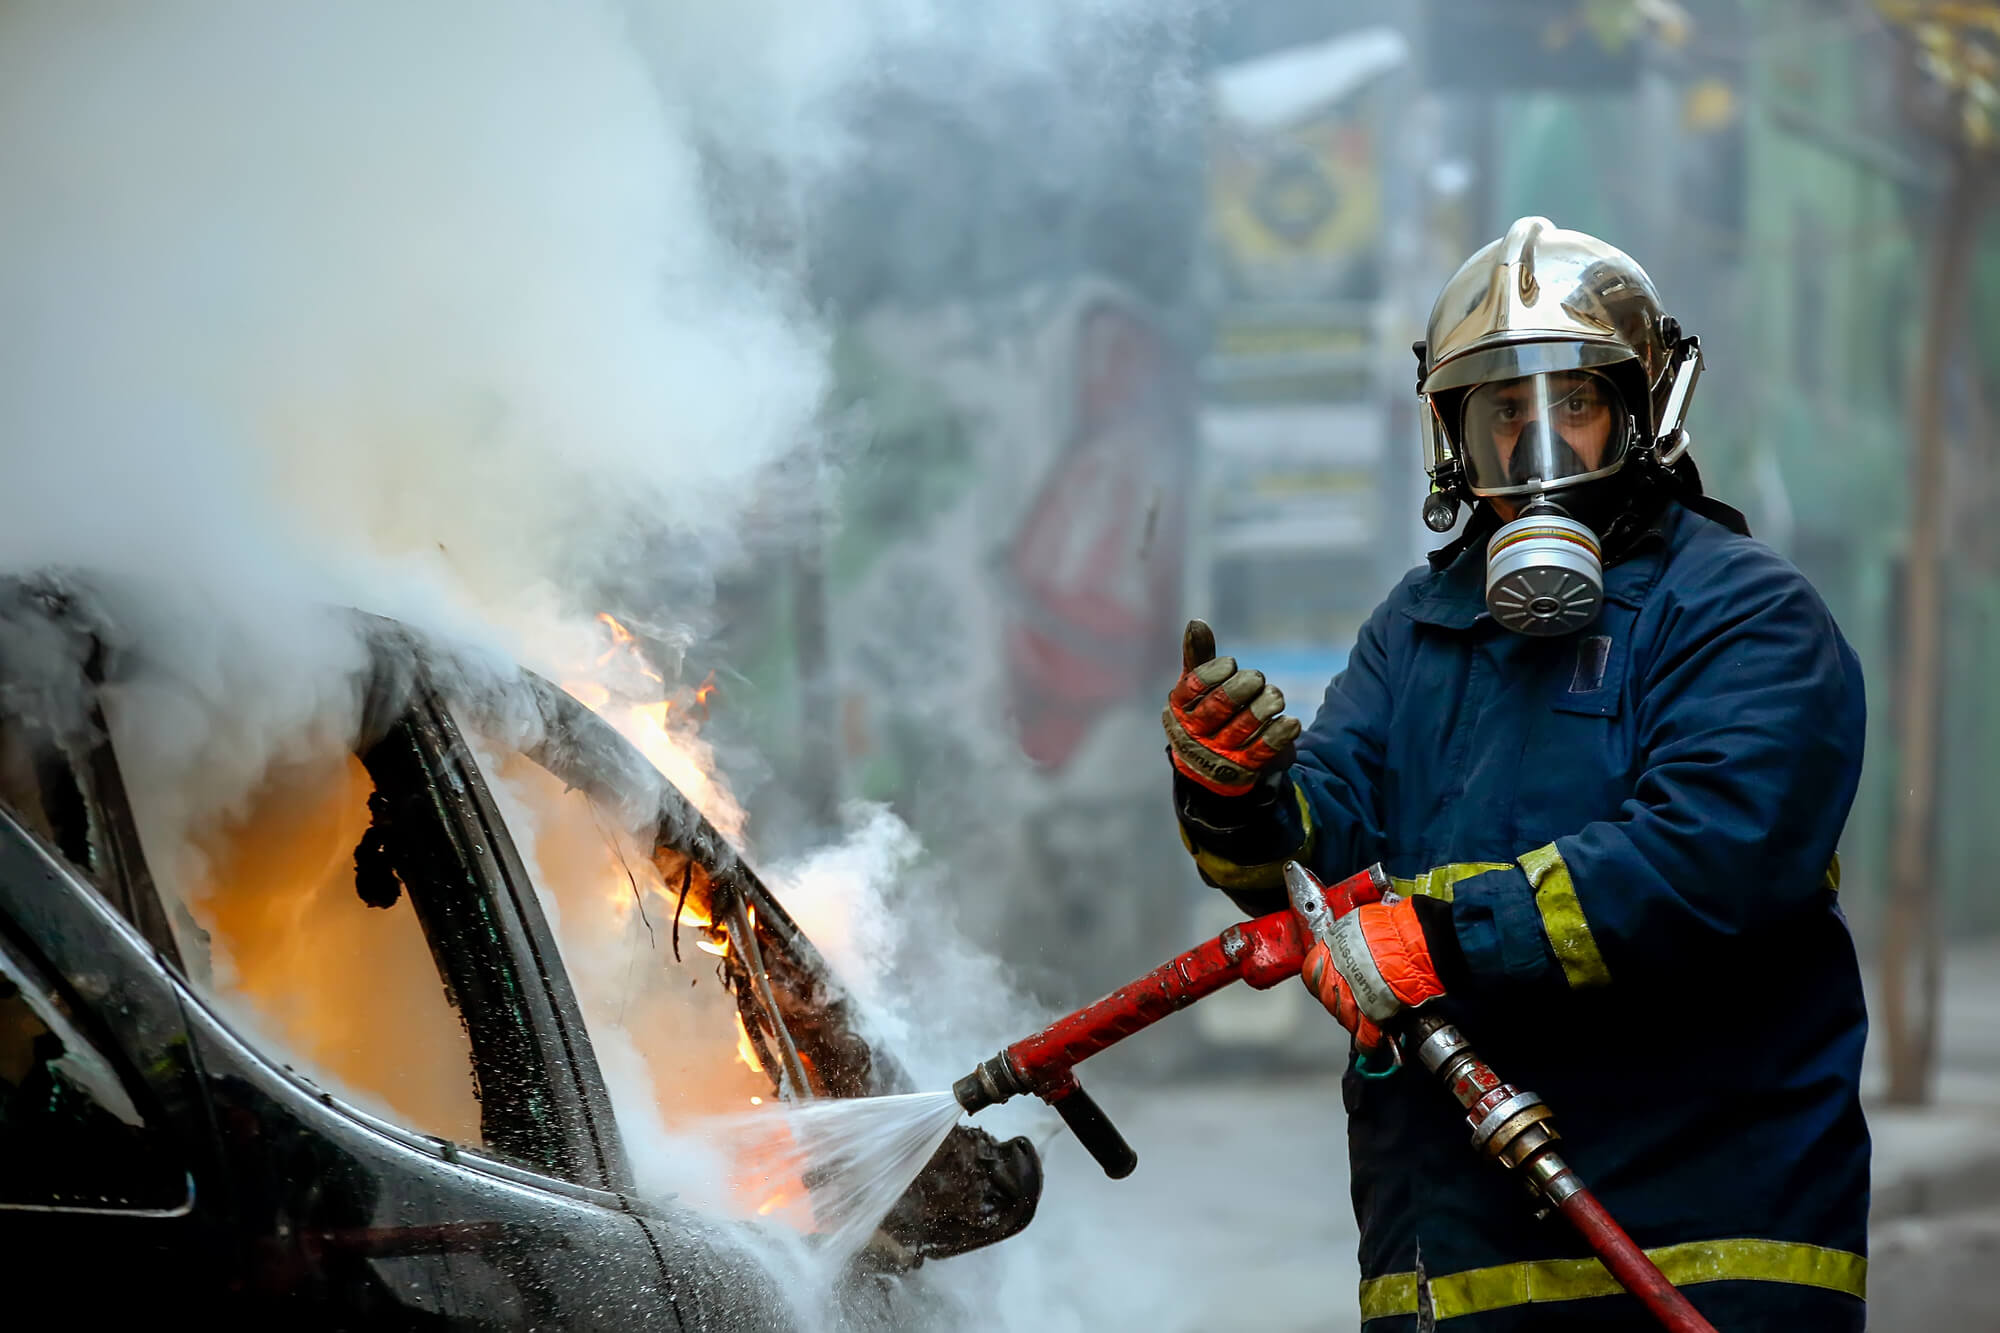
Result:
[1329, 911, 1401, 1023]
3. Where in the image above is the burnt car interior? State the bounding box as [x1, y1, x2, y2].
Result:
[0, 579, 1038, 1293]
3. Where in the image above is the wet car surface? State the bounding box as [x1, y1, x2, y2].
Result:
[0, 580, 1039, 1328]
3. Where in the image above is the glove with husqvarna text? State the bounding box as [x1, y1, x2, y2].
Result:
[1301, 895, 1459, 1052]
[1163, 620, 1302, 798]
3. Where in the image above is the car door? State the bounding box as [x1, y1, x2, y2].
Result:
[0, 815, 209, 1313]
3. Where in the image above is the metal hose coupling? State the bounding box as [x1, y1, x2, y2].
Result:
[953, 1052, 1029, 1115]
[1406, 1015, 1581, 1214]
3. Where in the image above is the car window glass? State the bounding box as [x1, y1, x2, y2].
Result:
[115, 725, 484, 1148]
[0, 943, 187, 1212]
[468, 740, 770, 1133]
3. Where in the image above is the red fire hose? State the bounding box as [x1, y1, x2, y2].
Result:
[952, 864, 1717, 1333]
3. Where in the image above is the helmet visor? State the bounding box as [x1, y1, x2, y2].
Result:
[1457, 370, 1628, 497]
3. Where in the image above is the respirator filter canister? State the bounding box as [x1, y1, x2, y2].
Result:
[1484, 509, 1603, 636]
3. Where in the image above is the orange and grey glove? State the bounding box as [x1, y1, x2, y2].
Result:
[1163, 619, 1302, 798]
[1301, 895, 1457, 1052]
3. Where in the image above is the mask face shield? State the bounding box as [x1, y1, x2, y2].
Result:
[1421, 398, 1454, 475]
[1458, 370, 1629, 499]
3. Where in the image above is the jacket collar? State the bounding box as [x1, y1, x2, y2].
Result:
[1401, 503, 1682, 631]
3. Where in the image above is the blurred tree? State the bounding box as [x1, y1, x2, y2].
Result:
[1876, 0, 2000, 1105]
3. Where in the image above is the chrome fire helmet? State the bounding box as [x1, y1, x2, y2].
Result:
[1413, 217, 1705, 635]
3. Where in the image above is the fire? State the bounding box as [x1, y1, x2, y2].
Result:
[470, 737, 773, 1131]
[593, 612, 660, 681]
[562, 615, 746, 846]
[734, 1011, 765, 1073]
[161, 748, 485, 1145]
[665, 857, 713, 928]
[136, 610, 826, 1246]
[547, 612, 825, 1236]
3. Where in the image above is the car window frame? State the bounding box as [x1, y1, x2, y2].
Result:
[14, 605, 639, 1197]
[369, 677, 633, 1192]
[0, 588, 185, 971]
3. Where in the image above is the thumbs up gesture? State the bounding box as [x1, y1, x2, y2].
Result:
[1162, 620, 1301, 797]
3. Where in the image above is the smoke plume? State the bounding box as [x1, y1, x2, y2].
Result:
[0, 1, 1204, 1326]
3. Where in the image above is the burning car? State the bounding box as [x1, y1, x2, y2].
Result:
[0, 577, 1040, 1328]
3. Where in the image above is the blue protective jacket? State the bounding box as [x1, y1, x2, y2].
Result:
[1177, 501, 1869, 1331]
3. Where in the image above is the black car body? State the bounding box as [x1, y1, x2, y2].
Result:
[0, 580, 1039, 1328]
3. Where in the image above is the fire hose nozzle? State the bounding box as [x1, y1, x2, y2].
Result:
[953, 1052, 1028, 1116]
[953, 1053, 1137, 1179]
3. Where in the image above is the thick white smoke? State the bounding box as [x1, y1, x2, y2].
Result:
[0, 1, 1203, 1326]
[0, 0, 1195, 807]
[0, 1, 836, 854]
[0, 1, 825, 641]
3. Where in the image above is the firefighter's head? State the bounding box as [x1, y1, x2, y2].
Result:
[1411, 218, 1706, 636]
[1413, 216, 1702, 530]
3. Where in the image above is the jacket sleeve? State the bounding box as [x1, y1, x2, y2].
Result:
[1445, 543, 1865, 992]
[1172, 588, 1399, 916]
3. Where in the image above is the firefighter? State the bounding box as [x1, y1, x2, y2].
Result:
[1165, 217, 1867, 1331]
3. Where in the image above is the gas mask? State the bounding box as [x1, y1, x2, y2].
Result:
[1484, 499, 1605, 636]
[1459, 372, 1625, 636]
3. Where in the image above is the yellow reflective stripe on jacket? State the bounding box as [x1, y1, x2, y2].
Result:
[1389, 862, 1512, 902]
[1357, 1238, 1866, 1323]
[1519, 841, 1610, 989]
[1825, 852, 1842, 893]
[1357, 1272, 1417, 1323]
[1179, 783, 1315, 893]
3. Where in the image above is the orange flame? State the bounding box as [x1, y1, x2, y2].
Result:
[734, 1011, 765, 1073]
[550, 612, 827, 1234]
[560, 615, 746, 846]
[594, 612, 663, 683]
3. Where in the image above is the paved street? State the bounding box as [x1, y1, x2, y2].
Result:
[1031, 1072, 1359, 1333]
[959, 1069, 1361, 1333]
